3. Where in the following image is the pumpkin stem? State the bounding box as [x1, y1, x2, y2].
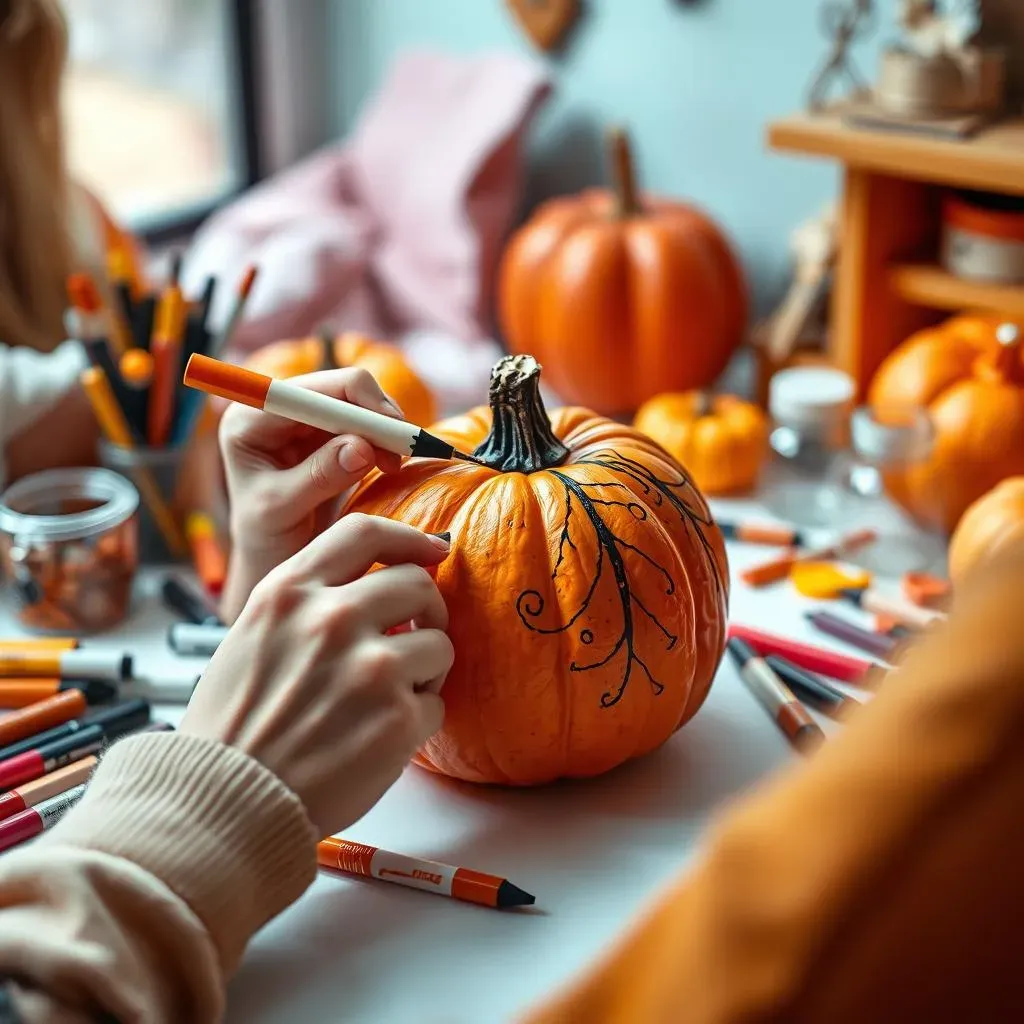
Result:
[693, 391, 715, 417]
[473, 355, 570, 473]
[993, 323, 1022, 382]
[607, 126, 640, 218]
[318, 325, 340, 372]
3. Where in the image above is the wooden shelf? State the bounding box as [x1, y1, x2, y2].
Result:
[888, 262, 1024, 318]
[767, 111, 1024, 196]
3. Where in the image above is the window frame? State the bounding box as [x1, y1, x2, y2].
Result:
[126, 0, 264, 245]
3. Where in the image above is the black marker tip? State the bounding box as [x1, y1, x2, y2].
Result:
[496, 880, 536, 908]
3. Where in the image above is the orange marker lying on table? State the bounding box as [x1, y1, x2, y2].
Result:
[741, 529, 877, 588]
[0, 678, 117, 709]
[317, 837, 535, 909]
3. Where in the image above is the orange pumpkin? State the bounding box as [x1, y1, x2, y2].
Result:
[497, 128, 748, 415]
[948, 477, 1024, 585]
[343, 354, 730, 785]
[633, 391, 769, 496]
[868, 317, 1024, 534]
[246, 331, 437, 427]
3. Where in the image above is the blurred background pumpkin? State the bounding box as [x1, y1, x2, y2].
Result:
[868, 316, 1024, 534]
[246, 330, 438, 428]
[633, 390, 768, 496]
[949, 476, 1024, 585]
[498, 127, 748, 416]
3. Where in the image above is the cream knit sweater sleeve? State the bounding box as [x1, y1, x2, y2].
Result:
[0, 732, 318, 1023]
[0, 341, 88, 491]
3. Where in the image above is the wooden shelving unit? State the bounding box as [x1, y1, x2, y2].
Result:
[767, 110, 1024, 396]
[889, 263, 1024, 319]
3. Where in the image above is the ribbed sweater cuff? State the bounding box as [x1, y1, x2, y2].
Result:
[37, 732, 318, 972]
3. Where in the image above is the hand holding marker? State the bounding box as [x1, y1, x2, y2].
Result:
[183, 354, 487, 464]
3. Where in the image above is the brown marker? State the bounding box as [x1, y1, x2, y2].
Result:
[726, 637, 825, 755]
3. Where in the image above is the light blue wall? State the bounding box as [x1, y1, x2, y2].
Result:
[327, 0, 898, 317]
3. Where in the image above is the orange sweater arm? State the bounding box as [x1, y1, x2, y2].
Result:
[522, 556, 1024, 1024]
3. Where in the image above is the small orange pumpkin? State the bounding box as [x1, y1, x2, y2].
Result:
[343, 354, 730, 786]
[498, 128, 748, 415]
[246, 331, 437, 427]
[948, 477, 1024, 585]
[869, 317, 1024, 534]
[633, 391, 769, 496]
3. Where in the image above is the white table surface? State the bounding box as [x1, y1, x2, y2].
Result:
[0, 495, 898, 1024]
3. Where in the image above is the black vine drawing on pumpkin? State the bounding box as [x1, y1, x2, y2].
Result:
[515, 449, 726, 708]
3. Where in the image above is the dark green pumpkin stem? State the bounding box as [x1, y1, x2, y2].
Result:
[473, 355, 570, 473]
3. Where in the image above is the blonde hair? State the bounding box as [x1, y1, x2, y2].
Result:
[0, 0, 72, 352]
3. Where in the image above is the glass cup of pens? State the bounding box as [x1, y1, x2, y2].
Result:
[0, 468, 140, 634]
[70, 248, 248, 565]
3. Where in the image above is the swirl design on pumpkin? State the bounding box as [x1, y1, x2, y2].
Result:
[515, 450, 725, 708]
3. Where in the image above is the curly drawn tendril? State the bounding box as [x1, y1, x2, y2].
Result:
[514, 451, 724, 709]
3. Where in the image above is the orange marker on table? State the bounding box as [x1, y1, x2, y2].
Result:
[741, 529, 877, 588]
[185, 513, 228, 597]
[0, 690, 88, 749]
[0, 639, 78, 654]
[317, 837, 536, 909]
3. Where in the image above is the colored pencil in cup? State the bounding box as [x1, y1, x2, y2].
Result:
[763, 656, 861, 721]
[80, 366, 188, 557]
[147, 255, 187, 447]
[740, 529, 877, 588]
[0, 784, 87, 854]
[804, 610, 899, 661]
[726, 637, 825, 755]
[212, 264, 258, 354]
[0, 756, 96, 823]
[66, 274, 108, 344]
[103, 244, 136, 355]
[317, 837, 535, 909]
[726, 623, 886, 687]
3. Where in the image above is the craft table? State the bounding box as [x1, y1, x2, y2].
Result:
[0, 495, 889, 1023]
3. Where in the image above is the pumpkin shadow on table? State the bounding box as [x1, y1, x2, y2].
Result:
[228, 702, 779, 1019]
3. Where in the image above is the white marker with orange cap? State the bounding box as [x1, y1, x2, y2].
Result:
[183, 354, 486, 464]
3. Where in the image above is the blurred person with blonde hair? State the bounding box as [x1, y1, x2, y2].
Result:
[0, 0, 139, 488]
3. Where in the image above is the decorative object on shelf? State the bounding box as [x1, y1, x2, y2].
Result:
[498, 127, 748, 415]
[941, 189, 1024, 284]
[505, 0, 580, 52]
[807, 0, 876, 112]
[869, 317, 1024, 534]
[948, 475, 1024, 584]
[843, 0, 1007, 137]
[342, 354, 730, 786]
[633, 391, 769, 496]
[245, 329, 437, 428]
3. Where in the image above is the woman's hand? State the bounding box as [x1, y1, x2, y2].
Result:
[181, 514, 453, 837]
[218, 368, 404, 622]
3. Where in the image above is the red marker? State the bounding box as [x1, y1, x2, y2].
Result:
[726, 623, 886, 687]
[0, 784, 86, 854]
[0, 756, 96, 823]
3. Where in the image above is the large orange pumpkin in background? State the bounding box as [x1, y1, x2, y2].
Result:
[343, 354, 730, 786]
[246, 330, 437, 427]
[868, 316, 1024, 534]
[498, 128, 748, 415]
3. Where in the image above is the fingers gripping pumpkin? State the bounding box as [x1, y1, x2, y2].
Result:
[343, 355, 729, 786]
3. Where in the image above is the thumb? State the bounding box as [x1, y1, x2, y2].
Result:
[278, 434, 376, 517]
